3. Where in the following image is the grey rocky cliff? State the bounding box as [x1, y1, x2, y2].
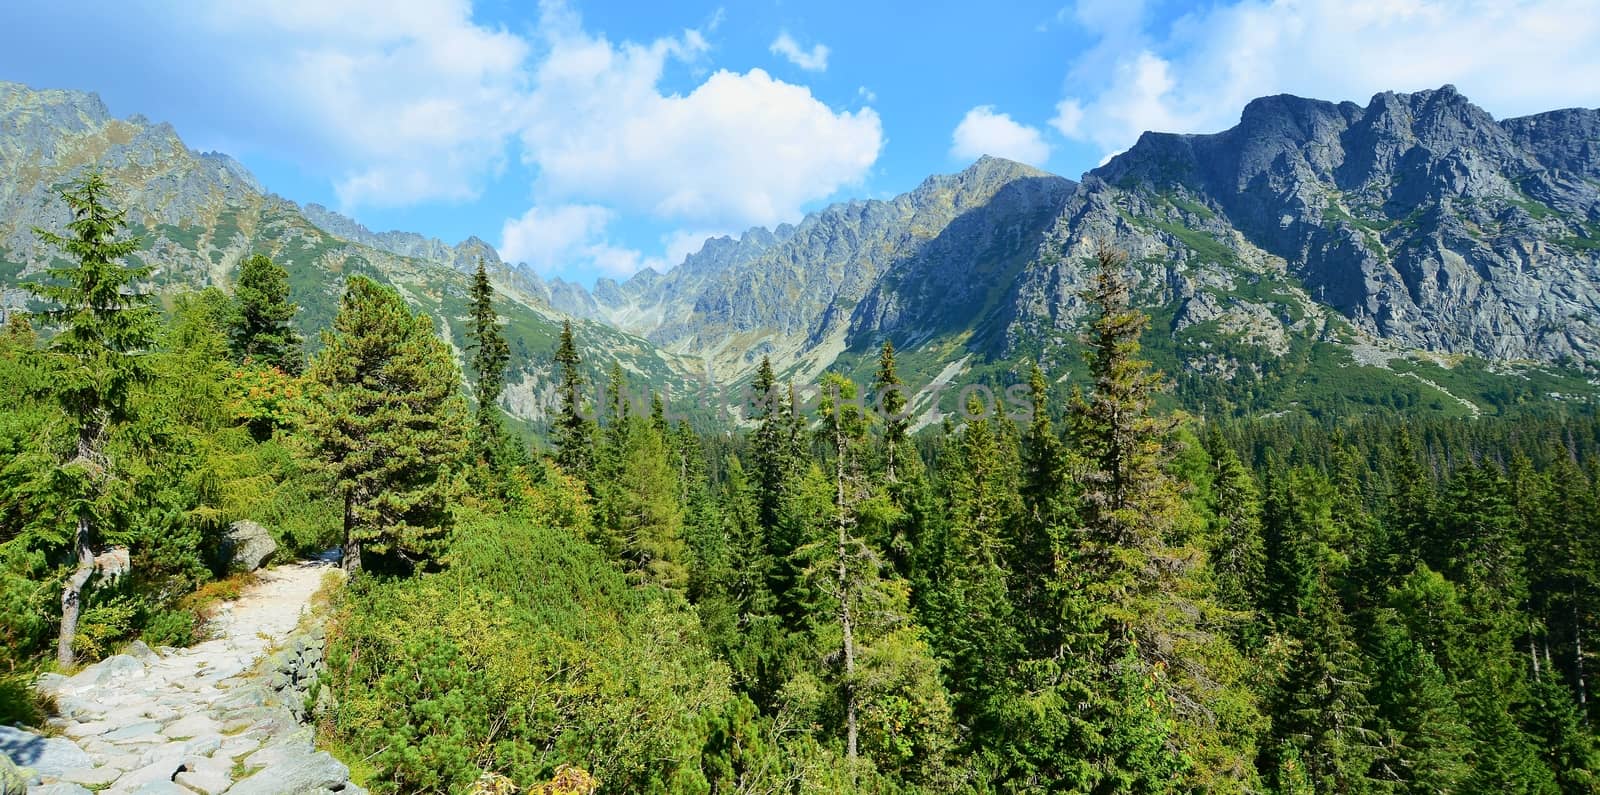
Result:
[551, 156, 1076, 380]
[1081, 85, 1600, 364]
[548, 87, 1599, 387]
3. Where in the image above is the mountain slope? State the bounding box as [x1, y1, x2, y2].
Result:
[1074, 85, 1600, 363]
[3, 80, 1595, 425]
[0, 81, 703, 425]
[547, 86, 1599, 418]
[560, 157, 1075, 383]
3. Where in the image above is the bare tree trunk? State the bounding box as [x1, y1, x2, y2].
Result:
[1531, 632, 1541, 680]
[1575, 598, 1589, 709]
[342, 490, 362, 574]
[59, 426, 104, 669]
[832, 398, 859, 763]
[839, 523, 857, 763]
[57, 521, 94, 668]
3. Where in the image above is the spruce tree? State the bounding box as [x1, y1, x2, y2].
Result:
[302, 276, 468, 574]
[819, 372, 872, 763]
[750, 355, 795, 534]
[749, 356, 808, 617]
[1060, 245, 1259, 791]
[1263, 468, 1379, 794]
[873, 341, 908, 483]
[25, 172, 159, 666]
[228, 253, 302, 373]
[931, 391, 1021, 730]
[795, 373, 955, 779]
[552, 320, 594, 477]
[606, 419, 687, 590]
[466, 259, 510, 467]
[1016, 362, 1068, 654]
[1369, 568, 1473, 794]
[1206, 430, 1267, 632]
[1067, 246, 1183, 649]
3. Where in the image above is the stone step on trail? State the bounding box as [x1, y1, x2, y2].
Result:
[0, 558, 364, 795]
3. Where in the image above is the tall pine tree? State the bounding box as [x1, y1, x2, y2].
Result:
[25, 172, 159, 666]
[467, 259, 511, 468]
[302, 276, 468, 574]
[228, 253, 302, 374]
[1061, 245, 1260, 791]
[552, 319, 594, 477]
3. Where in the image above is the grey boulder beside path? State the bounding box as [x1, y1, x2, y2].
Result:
[220, 521, 277, 574]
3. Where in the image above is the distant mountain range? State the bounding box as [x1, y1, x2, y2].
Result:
[2, 80, 1596, 424]
[0, 81, 703, 427]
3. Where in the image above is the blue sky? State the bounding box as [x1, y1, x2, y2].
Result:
[3, 0, 1598, 285]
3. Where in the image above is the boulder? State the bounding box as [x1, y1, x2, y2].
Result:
[0, 726, 92, 779]
[221, 521, 277, 573]
[227, 749, 350, 794]
[228, 736, 351, 795]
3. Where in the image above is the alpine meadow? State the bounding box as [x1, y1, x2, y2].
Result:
[2, 3, 1600, 794]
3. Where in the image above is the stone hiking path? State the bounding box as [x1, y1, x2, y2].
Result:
[0, 559, 363, 795]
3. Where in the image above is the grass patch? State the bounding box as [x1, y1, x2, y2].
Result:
[1506, 193, 1557, 221]
[1557, 220, 1600, 252]
[1152, 219, 1236, 265]
[0, 673, 47, 727]
[230, 761, 265, 780]
[1163, 192, 1215, 220]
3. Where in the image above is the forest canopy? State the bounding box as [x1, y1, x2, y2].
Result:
[2, 179, 1598, 793]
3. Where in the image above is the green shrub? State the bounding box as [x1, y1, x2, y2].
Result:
[324, 515, 733, 793]
[0, 674, 44, 727]
[139, 608, 199, 648]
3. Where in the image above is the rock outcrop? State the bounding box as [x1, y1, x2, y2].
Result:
[219, 521, 276, 574]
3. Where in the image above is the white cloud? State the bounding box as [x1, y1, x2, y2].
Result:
[189, 0, 531, 208]
[176, 1, 881, 280]
[15, 1, 882, 282]
[1049, 98, 1084, 137]
[662, 228, 727, 267]
[950, 106, 1052, 166]
[769, 31, 830, 72]
[499, 203, 666, 278]
[499, 204, 612, 269]
[521, 15, 882, 232]
[1054, 0, 1600, 162]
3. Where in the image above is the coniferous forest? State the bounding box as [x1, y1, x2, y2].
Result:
[5, 176, 1600, 794]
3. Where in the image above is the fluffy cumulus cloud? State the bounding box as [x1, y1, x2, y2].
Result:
[191, 0, 531, 207]
[1054, 0, 1600, 161]
[769, 31, 831, 72]
[521, 14, 880, 232]
[950, 106, 1052, 166]
[500, 203, 695, 278]
[44, 1, 881, 280]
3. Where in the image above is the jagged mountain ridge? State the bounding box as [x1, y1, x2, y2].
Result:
[3, 79, 1596, 424]
[0, 81, 704, 425]
[560, 157, 1076, 383]
[1071, 85, 1600, 362]
[540, 85, 1599, 414]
